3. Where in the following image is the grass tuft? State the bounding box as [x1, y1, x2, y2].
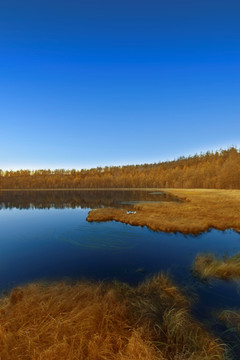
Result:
[193, 253, 240, 280]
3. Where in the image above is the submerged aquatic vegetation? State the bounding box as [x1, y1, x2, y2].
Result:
[219, 310, 240, 327]
[219, 310, 240, 335]
[193, 253, 240, 280]
[0, 274, 224, 360]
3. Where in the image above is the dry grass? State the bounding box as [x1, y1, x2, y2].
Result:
[0, 274, 224, 360]
[87, 189, 240, 234]
[219, 310, 240, 333]
[193, 253, 240, 280]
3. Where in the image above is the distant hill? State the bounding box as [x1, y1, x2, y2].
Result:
[0, 147, 240, 189]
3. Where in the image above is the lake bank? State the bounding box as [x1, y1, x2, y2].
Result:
[87, 189, 240, 234]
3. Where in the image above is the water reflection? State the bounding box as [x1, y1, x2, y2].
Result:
[0, 189, 181, 210]
[0, 191, 240, 357]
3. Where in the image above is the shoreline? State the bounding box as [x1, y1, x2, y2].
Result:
[0, 187, 237, 191]
[1, 188, 240, 235]
[87, 189, 240, 235]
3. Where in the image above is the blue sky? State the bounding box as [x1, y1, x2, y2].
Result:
[0, 0, 240, 170]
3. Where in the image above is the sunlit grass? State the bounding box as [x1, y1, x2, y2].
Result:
[193, 253, 240, 279]
[87, 189, 240, 234]
[0, 274, 224, 359]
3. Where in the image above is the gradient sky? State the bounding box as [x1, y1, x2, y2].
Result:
[0, 0, 240, 170]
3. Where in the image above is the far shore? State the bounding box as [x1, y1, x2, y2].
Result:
[0, 187, 176, 191]
[1, 188, 240, 235]
[0, 187, 238, 191]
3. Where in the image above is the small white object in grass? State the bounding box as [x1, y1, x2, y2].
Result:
[126, 211, 136, 214]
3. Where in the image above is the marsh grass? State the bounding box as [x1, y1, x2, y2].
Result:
[0, 274, 224, 360]
[219, 310, 240, 334]
[87, 189, 240, 234]
[193, 253, 240, 280]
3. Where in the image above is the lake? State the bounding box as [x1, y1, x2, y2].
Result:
[1, 189, 240, 355]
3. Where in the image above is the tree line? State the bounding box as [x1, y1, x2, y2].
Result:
[0, 147, 239, 189]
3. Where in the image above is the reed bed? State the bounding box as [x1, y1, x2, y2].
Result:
[0, 274, 224, 360]
[193, 253, 240, 280]
[87, 189, 240, 234]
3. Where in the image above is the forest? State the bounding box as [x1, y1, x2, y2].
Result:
[0, 147, 240, 189]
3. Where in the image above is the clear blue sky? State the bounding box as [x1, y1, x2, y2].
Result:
[0, 0, 240, 170]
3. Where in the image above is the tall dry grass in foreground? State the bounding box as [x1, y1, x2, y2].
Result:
[0, 274, 224, 360]
[193, 253, 240, 280]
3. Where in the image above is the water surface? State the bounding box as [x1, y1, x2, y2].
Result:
[1, 190, 240, 356]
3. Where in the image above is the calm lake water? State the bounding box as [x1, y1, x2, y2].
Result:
[1, 190, 240, 356]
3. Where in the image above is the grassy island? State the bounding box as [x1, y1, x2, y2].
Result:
[87, 189, 240, 234]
